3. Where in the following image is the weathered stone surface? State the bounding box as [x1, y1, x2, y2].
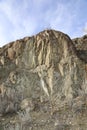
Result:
[0, 29, 87, 130]
[73, 35, 87, 63]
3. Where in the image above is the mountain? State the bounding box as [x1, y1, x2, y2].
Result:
[0, 29, 87, 130]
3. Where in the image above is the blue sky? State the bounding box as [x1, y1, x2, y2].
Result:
[0, 0, 87, 47]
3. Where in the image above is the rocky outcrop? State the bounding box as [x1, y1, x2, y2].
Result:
[0, 30, 87, 130]
[73, 35, 87, 63]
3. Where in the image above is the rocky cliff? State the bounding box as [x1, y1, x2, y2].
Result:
[0, 30, 87, 130]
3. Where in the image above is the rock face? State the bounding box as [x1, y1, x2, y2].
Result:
[73, 35, 87, 63]
[0, 30, 87, 130]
